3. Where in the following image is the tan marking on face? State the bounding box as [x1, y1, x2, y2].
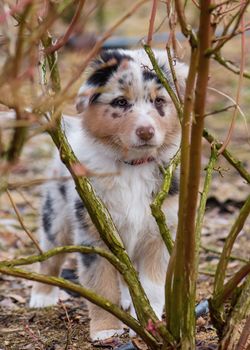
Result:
[83, 104, 136, 149]
[151, 102, 180, 147]
[149, 85, 158, 101]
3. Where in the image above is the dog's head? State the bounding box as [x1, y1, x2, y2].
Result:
[77, 49, 187, 163]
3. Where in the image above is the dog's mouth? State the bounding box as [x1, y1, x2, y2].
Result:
[132, 143, 157, 149]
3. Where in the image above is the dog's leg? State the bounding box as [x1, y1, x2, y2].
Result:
[136, 238, 169, 320]
[29, 241, 66, 308]
[30, 189, 72, 308]
[77, 251, 123, 340]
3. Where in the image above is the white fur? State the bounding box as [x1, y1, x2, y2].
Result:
[29, 288, 59, 308]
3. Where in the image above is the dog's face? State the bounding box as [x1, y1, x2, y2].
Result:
[77, 50, 187, 163]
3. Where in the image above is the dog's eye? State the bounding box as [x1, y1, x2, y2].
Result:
[154, 97, 166, 107]
[111, 97, 129, 108]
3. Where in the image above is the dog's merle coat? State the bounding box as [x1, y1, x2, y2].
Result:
[30, 49, 187, 341]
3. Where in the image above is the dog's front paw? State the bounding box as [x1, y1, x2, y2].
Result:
[29, 288, 59, 308]
[120, 284, 132, 311]
[121, 298, 132, 311]
[91, 329, 124, 341]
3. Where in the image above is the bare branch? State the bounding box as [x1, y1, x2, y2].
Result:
[6, 189, 43, 254]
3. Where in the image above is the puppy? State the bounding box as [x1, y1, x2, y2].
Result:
[29, 49, 187, 340]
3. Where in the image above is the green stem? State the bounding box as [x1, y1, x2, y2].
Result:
[213, 52, 250, 80]
[144, 44, 182, 117]
[203, 128, 250, 183]
[210, 195, 250, 334]
[214, 195, 250, 297]
[196, 147, 218, 265]
[0, 245, 125, 271]
[150, 150, 180, 254]
[200, 245, 248, 264]
[219, 275, 250, 348]
[213, 261, 250, 307]
[167, 48, 198, 341]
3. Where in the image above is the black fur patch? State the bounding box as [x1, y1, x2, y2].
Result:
[112, 112, 121, 118]
[89, 93, 101, 105]
[58, 183, 67, 199]
[143, 70, 161, 85]
[87, 50, 132, 87]
[74, 199, 89, 230]
[42, 193, 55, 241]
[169, 175, 179, 195]
[79, 240, 99, 268]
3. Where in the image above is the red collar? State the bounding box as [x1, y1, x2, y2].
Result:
[123, 156, 155, 166]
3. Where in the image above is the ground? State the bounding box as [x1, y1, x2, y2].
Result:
[0, 2, 250, 349]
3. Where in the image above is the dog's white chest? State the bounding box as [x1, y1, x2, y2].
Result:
[92, 165, 159, 256]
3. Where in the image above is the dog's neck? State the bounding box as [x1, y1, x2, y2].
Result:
[122, 156, 155, 166]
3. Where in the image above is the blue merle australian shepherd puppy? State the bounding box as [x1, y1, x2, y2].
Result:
[29, 49, 187, 341]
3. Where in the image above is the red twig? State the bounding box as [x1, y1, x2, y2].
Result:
[45, 0, 86, 54]
[147, 0, 157, 46]
[0, 0, 32, 23]
[218, 0, 246, 154]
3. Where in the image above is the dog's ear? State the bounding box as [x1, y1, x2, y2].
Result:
[76, 86, 89, 113]
[76, 84, 101, 113]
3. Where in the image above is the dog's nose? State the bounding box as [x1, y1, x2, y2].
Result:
[136, 126, 155, 141]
